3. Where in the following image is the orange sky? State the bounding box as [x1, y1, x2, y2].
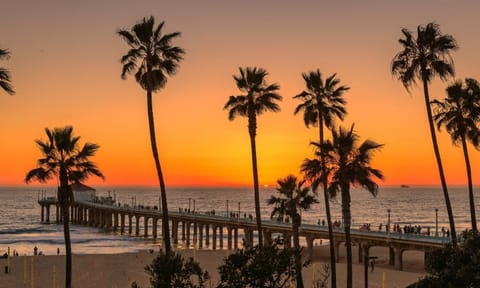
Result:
[1, 1, 480, 187]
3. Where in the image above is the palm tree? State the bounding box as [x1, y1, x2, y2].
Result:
[307, 125, 383, 288]
[432, 78, 480, 232]
[118, 16, 185, 255]
[224, 66, 282, 246]
[392, 22, 458, 246]
[268, 175, 318, 288]
[0, 48, 14, 95]
[25, 126, 104, 288]
[294, 69, 349, 288]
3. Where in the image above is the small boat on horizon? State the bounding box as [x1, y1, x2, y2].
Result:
[400, 184, 410, 188]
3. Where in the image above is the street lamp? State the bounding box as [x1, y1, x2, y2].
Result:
[188, 198, 191, 212]
[227, 200, 229, 217]
[193, 199, 196, 213]
[387, 209, 391, 233]
[435, 208, 438, 237]
[238, 202, 241, 218]
[364, 255, 378, 288]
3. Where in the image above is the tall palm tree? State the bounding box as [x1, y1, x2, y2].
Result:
[392, 22, 458, 246]
[294, 69, 349, 288]
[25, 126, 104, 288]
[118, 16, 185, 255]
[268, 175, 318, 288]
[432, 78, 480, 232]
[307, 125, 383, 288]
[224, 66, 282, 246]
[0, 48, 14, 95]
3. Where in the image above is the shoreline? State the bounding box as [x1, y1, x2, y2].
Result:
[0, 245, 426, 288]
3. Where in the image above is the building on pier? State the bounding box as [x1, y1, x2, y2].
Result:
[71, 182, 96, 202]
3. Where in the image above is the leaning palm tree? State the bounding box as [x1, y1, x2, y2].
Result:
[294, 69, 349, 288]
[392, 22, 458, 246]
[224, 66, 282, 246]
[0, 48, 15, 95]
[268, 175, 318, 288]
[309, 125, 383, 288]
[432, 78, 480, 232]
[25, 126, 104, 288]
[118, 16, 185, 255]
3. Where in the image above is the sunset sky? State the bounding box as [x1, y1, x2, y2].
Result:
[1, 1, 480, 187]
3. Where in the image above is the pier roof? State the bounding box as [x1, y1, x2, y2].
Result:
[71, 182, 96, 191]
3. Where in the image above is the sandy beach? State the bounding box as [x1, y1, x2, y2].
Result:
[0, 245, 425, 288]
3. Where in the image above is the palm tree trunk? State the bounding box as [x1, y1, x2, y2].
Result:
[341, 186, 352, 288]
[59, 167, 72, 288]
[422, 79, 457, 246]
[461, 135, 477, 231]
[248, 112, 263, 246]
[319, 115, 336, 288]
[292, 214, 304, 288]
[146, 88, 171, 255]
[63, 197, 72, 288]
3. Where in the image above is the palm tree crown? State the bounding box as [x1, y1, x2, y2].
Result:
[268, 175, 318, 223]
[118, 16, 185, 91]
[433, 79, 480, 147]
[323, 125, 384, 194]
[294, 69, 348, 128]
[25, 126, 104, 187]
[225, 67, 282, 124]
[391, 22, 458, 90]
[0, 48, 15, 95]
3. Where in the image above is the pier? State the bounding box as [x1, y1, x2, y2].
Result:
[38, 197, 448, 271]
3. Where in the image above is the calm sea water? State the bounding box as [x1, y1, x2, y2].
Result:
[0, 185, 477, 256]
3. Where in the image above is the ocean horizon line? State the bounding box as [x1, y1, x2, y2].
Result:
[1, 183, 479, 190]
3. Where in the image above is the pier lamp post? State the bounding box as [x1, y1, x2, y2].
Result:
[387, 209, 391, 233]
[193, 199, 196, 213]
[238, 202, 241, 219]
[188, 198, 191, 212]
[435, 208, 438, 237]
[227, 200, 229, 217]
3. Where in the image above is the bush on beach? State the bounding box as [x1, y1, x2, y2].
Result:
[216, 238, 309, 288]
[407, 230, 480, 287]
[131, 250, 210, 288]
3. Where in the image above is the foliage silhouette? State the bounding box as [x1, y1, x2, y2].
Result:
[294, 69, 349, 288]
[217, 239, 307, 288]
[268, 175, 318, 288]
[306, 125, 383, 288]
[433, 78, 480, 232]
[392, 22, 458, 246]
[0, 48, 14, 95]
[118, 16, 185, 255]
[407, 231, 480, 288]
[131, 251, 210, 288]
[25, 126, 104, 288]
[224, 66, 282, 246]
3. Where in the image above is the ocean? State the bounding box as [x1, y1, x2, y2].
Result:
[0, 185, 477, 256]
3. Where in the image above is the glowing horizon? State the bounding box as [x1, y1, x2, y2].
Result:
[1, 1, 480, 188]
